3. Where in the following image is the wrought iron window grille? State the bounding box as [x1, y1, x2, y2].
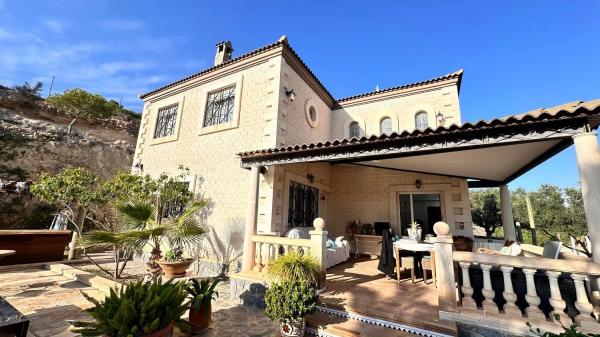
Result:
[203, 85, 236, 127]
[153, 104, 179, 139]
[288, 181, 319, 227]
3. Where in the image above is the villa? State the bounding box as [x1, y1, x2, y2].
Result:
[133, 36, 600, 335]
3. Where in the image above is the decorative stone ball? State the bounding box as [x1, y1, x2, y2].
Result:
[433, 221, 450, 236]
[313, 217, 325, 230]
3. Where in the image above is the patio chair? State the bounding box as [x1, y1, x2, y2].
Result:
[422, 250, 436, 286]
[542, 241, 563, 259]
[400, 256, 416, 283]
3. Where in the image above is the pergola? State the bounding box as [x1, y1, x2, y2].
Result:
[238, 99, 600, 268]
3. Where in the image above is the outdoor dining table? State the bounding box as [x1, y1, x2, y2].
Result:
[393, 239, 434, 283]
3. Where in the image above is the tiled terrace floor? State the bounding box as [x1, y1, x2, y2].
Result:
[320, 257, 457, 335]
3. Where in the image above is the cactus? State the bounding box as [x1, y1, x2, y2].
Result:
[70, 278, 189, 336]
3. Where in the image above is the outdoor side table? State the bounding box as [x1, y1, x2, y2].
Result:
[0, 298, 29, 337]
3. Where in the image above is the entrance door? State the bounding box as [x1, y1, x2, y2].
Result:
[398, 193, 443, 236]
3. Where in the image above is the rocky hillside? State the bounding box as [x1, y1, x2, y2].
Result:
[0, 88, 140, 229]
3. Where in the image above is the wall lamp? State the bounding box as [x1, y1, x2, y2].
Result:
[285, 88, 296, 101]
[415, 179, 422, 189]
[307, 173, 315, 184]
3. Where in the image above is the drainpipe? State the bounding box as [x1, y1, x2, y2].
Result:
[241, 166, 260, 272]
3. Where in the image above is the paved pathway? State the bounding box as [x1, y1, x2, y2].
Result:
[0, 265, 278, 337]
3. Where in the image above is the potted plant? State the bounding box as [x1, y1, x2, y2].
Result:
[265, 251, 321, 288]
[157, 247, 195, 279]
[407, 221, 422, 241]
[265, 280, 318, 337]
[69, 278, 189, 337]
[186, 278, 220, 333]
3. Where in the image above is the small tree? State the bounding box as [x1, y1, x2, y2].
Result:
[470, 189, 502, 240]
[12, 81, 43, 103]
[46, 88, 120, 134]
[30, 167, 100, 259]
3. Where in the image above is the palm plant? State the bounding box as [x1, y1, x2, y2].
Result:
[83, 196, 207, 278]
[265, 252, 321, 288]
[187, 278, 219, 312]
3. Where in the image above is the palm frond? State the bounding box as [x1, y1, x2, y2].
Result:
[116, 199, 155, 228]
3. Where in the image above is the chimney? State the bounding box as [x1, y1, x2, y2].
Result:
[214, 41, 233, 66]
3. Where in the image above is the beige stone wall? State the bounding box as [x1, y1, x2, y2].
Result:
[331, 84, 461, 139]
[276, 58, 332, 146]
[326, 164, 473, 238]
[133, 55, 284, 245]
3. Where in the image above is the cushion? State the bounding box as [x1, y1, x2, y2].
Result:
[326, 239, 336, 249]
[334, 236, 345, 245]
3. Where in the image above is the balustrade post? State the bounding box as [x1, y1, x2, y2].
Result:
[572, 274, 597, 328]
[481, 264, 499, 314]
[310, 218, 328, 289]
[433, 222, 457, 312]
[263, 243, 272, 269]
[459, 262, 477, 311]
[546, 271, 571, 324]
[253, 242, 263, 272]
[501, 266, 522, 317]
[523, 268, 546, 320]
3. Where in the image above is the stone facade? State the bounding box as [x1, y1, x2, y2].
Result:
[133, 39, 472, 257]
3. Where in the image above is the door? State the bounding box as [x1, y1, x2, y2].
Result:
[398, 193, 443, 236]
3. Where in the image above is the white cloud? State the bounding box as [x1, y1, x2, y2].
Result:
[45, 20, 66, 34]
[101, 19, 143, 31]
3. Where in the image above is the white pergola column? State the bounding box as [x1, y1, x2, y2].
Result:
[242, 166, 260, 272]
[573, 132, 600, 263]
[499, 185, 517, 241]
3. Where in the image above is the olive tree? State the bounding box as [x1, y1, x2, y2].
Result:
[46, 88, 123, 133]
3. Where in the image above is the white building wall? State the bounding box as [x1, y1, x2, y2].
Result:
[331, 85, 461, 139]
[133, 55, 284, 248]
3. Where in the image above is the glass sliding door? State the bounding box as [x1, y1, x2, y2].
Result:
[398, 193, 443, 236]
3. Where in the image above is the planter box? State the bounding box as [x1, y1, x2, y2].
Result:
[0, 230, 71, 265]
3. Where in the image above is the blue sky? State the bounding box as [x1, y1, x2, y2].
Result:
[1, 1, 599, 190]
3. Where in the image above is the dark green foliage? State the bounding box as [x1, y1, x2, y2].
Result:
[527, 314, 600, 337]
[186, 278, 219, 312]
[264, 281, 318, 322]
[470, 189, 502, 239]
[70, 278, 189, 337]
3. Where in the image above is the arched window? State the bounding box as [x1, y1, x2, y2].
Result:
[415, 111, 428, 131]
[380, 117, 393, 135]
[349, 121, 360, 138]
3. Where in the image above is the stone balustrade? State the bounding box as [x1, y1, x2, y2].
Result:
[247, 218, 328, 276]
[433, 221, 600, 335]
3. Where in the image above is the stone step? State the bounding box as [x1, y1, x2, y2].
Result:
[307, 307, 455, 337]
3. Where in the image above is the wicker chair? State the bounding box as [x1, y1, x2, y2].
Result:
[421, 250, 436, 286]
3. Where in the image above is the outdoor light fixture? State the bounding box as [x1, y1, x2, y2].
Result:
[321, 193, 326, 201]
[285, 88, 296, 101]
[133, 162, 144, 175]
[415, 179, 422, 189]
[307, 173, 315, 184]
[436, 111, 445, 126]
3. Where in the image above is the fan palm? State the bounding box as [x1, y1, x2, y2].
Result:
[83, 196, 207, 278]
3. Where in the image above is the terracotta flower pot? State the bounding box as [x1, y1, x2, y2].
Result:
[189, 302, 211, 333]
[280, 318, 305, 337]
[157, 259, 194, 279]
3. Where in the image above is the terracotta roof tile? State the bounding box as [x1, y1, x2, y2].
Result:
[238, 98, 600, 158]
[335, 69, 464, 104]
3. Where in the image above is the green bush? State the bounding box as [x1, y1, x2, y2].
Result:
[265, 252, 321, 288]
[70, 278, 189, 336]
[264, 281, 318, 322]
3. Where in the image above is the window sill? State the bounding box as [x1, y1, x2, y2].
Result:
[150, 134, 179, 145]
[199, 121, 239, 136]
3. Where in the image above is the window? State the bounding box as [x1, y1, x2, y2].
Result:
[203, 85, 236, 127]
[305, 103, 319, 128]
[380, 116, 393, 135]
[288, 181, 319, 227]
[349, 121, 360, 138]
[153, 104, 178, 139]
[398, 193, 442, 236]
[415, 111, 428, 131]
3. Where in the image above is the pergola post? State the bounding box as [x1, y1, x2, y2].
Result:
[242, 166, 260, 272]
[499, 185, 517, 241]
[573, 132, 600, 263]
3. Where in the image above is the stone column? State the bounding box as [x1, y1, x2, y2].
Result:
[433, 221, 457, 312]
[499, 185, 517, 241]
[242, 166, 260, 272]
[310, 218, 328, 289]
[572, 132, 600, 263]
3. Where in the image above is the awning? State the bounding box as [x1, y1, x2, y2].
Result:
[238, 99, 600, 187]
